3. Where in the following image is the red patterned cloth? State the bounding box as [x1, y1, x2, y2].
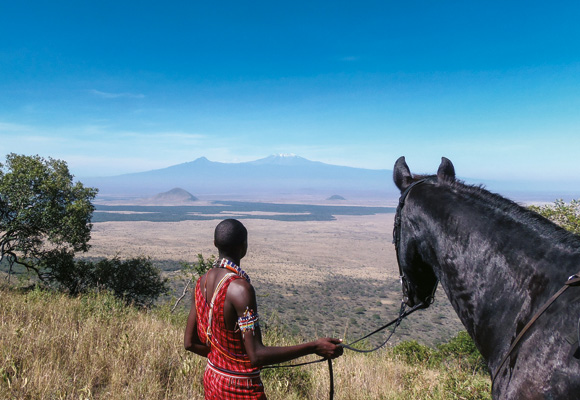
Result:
[196, 274, 266, 399]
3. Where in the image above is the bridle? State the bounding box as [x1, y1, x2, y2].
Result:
[392, 177, 439, 307]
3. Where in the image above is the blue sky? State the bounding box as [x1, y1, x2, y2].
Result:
[1, 1, 579, 189]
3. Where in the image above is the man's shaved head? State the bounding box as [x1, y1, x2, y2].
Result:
[214, 219, 248, 255]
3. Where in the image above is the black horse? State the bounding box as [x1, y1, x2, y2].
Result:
[392, 156, 580, 400]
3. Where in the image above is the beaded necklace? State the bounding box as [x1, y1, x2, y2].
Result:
[213, 258, 251, 283]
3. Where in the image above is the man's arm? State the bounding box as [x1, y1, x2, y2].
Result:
[184, 287, 210, 357]
[227, 279, 343, 368]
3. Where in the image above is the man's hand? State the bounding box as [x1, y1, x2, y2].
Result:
[313, 338, 344, 359]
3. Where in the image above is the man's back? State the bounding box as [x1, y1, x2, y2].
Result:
[184, 219, 343, 399]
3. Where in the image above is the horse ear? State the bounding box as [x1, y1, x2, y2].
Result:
[393, 156, 413, 191]
[437, 157, 455, 182]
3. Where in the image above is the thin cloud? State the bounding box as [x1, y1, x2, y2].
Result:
[119, 131, 206, 143]
[66, 154, 173, 177]
[90, 90, 145, 99]
[0, 122, 32, 132]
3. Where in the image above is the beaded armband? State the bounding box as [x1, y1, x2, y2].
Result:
[238, 307, 259, 336]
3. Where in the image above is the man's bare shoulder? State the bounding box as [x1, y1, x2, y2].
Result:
[228, 277, 254, 293]
[226, 277, 256, 306]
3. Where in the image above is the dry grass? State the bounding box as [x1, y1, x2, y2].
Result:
[1, 213, 490, 398]
[0, 285, 205, 399]
[1, 285, 490, 400]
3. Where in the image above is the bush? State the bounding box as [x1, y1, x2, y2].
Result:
[392, 331, 488, 373]
[529, 199, 580, 235]
[436, 331, 488, 373]
[51, 256, 169, 307]
[392, 340, 434, 364]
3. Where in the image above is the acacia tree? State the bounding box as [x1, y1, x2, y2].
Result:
[0, 153, 97, 281]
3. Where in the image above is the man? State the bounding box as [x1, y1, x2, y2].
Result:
[184, 219, 343, 399]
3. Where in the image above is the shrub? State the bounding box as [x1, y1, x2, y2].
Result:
[392, 331, 488, 373]
[436, 331, 488, 373]
[392, 340, 434, 364]
[529, 199, 580, 235]
[51, 256, 169, 307]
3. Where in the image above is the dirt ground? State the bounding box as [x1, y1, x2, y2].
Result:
[87, 213, 401, 287]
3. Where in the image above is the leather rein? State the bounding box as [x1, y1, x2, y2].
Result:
[492, 272, 580, 385]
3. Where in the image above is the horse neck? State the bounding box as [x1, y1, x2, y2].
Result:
[407, 186, 580, 366]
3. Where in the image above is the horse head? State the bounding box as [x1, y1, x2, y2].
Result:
[392, 156, 455, 308]
[393, 156, 580, 398]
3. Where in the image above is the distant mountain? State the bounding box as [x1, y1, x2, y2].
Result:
[247, 153, 323, 166]
[82, 154, 396, 201]
[81, 154, 580, 204]
[149, 188, 198, 204]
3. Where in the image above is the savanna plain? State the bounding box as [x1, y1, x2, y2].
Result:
[87, 212, 465, 346]
[1, 209, 492, 399]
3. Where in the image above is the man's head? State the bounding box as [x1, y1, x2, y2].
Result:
[214, 219, 248, 260]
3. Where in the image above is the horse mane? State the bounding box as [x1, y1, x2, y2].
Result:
[414, 173, 580, 249]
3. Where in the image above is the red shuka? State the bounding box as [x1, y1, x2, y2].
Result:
[195, 274, 266, 399]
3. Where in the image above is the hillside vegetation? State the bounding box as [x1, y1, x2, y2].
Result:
[0, 285, 491, 400]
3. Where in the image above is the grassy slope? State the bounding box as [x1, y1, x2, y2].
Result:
[0, 285, 490, 399]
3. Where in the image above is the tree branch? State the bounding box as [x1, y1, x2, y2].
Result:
[171, 279, 192, 313]
[7, 252, 46, 282]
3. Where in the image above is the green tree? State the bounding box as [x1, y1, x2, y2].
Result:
[529, 199, 580, 235]
[0, 154, 97, 281]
